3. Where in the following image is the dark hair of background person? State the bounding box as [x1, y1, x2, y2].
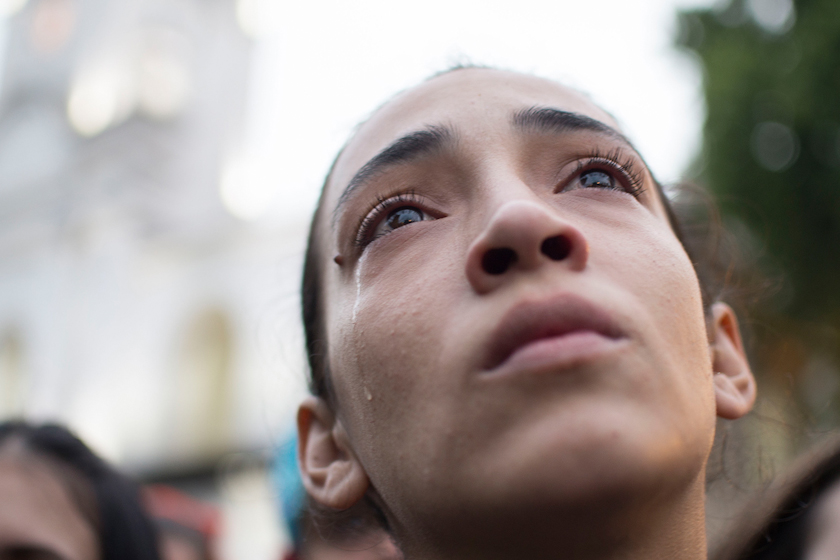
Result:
[0, 421, 161, 560]
[712, 435, 840, 560]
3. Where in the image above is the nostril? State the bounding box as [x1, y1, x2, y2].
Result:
[482, 248, 517, 275]
[541, 235, 571, 261]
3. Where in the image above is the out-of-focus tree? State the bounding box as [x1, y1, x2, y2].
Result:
[676, 0, 840, 428]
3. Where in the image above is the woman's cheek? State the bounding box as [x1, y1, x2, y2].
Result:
[596, 220, 709, 370]
[333, 253, 449, 407]
[611, 221, 703, 326]
[633, 234, 714, 410]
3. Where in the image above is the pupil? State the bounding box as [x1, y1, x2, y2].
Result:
[580, 170, 613, 189]
[387, 207, 422, 229]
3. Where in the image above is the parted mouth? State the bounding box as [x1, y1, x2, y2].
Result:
[483, 293, 626, 372]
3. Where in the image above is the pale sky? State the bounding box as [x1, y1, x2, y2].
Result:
[233, 0, 718, 224]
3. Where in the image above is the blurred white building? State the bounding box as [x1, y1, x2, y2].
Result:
[0, 0, 308, 555]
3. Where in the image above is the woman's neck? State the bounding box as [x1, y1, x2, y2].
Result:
[398, 475, 708, 560]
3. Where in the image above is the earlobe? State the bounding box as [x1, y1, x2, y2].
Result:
[710, 302, 757, 420]
[297, 396, 370, 510]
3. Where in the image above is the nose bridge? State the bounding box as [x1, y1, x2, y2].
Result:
[469, 159, 551, 240]
[465, 196, 589, 294]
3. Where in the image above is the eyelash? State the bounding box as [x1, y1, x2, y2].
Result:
[355, 191, 428, 248]
[567, 148, 646, 198]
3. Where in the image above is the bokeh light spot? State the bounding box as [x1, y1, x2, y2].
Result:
[235, 0, 280, 38]
[0, 0, 27, 18]
[67, 71, 119, 136]
[138, 49, 190, 120]
[751, 121, 799, 172]
[219, 155, 277, 220]
[746, 0, 795, 34]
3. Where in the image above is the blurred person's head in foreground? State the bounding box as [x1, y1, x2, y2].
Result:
[144, 485, 220, 560]
[713, 436, 840, 560]
[296, 67, 758, 560]
[0, 420, 160, 560]
[274, 435, 400, 560]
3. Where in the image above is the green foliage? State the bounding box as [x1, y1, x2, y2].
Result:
[677, 0, 840, 325]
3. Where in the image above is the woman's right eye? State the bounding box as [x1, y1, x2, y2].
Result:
[372, 206, 428, 239]
[356, 197, 434, 249]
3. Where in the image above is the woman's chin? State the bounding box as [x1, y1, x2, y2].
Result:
[402, 418, 708, 559]
[466, 400, 709, 515]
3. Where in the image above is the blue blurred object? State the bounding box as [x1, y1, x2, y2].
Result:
[272, 434, 305, 546]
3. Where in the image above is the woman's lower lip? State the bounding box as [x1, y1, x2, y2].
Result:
[488, 331, 626, 375]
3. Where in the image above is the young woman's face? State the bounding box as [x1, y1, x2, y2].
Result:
[315, 69, 718, 544]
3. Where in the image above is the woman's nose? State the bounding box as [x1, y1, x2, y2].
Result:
[465, 200, 589, 294]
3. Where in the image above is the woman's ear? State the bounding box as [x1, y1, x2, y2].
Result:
[710, 302, 757, 420]
[297, 397, 369, 510]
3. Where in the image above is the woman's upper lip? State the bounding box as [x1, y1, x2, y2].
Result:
[483, 293, 626, 372]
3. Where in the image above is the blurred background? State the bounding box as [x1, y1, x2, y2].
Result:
[0, 0, 836, 557]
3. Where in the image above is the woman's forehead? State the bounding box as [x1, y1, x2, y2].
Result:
[325, 68, 621, 207]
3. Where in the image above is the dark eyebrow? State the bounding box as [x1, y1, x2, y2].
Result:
[512, 106, 632, 146]
[335, 125, 454, 214]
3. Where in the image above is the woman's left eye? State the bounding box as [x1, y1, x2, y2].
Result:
[577, 169, 617, 190]
[561, 152, 646, 198]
